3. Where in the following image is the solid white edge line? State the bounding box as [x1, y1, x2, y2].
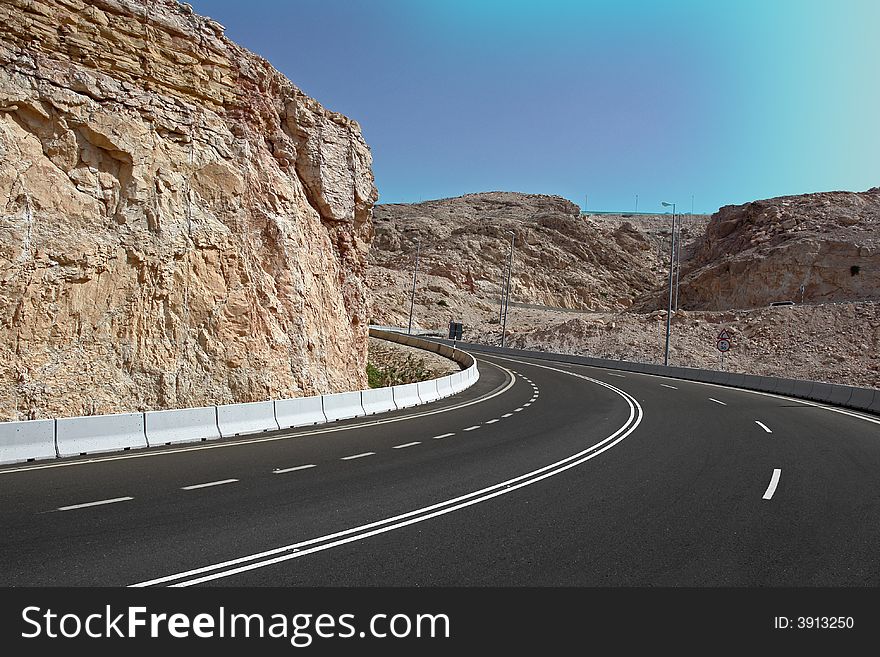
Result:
[273, 464, 317, 474]
[340, 452, 375, 461]
[181, 479, 238, 491]
[130, 357, 643, 587]
[392, 442, 421, 449]
[755, 421, 773, 433]
[0, 358, 518, 477]
[708, 398, 727, 405]
[763, 469, 781, 499]
[58, 496, 133, 511]
[432, 433, 454, 439]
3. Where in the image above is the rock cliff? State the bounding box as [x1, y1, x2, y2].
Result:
[0, 0, 377, 420]
[674, 188, 880, 309]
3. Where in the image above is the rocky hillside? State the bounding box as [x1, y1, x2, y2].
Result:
[670, 188, 880, 310]
[0, 0, 377, 420]
[370, 191, 708, 326]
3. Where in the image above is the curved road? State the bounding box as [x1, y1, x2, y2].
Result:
[1, 350, 878, 586]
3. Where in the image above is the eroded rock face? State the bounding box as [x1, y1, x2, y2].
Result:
[678, 188, 879, 309]
[0, 0, 377, 420]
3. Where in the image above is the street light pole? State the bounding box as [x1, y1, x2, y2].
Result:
[674, 211, 682, 311]
[661, 201, 676, 366]
[407, 238, 420, 335]
[501, 231, 515, 348]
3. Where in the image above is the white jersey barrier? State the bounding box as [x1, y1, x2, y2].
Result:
[0, 329, 479, 465]
[145, 406, 220, 446]
[56, 412, 147, 458]
[0, 419, 56, 464]
[275, 396, 327, 430]
[216, 401, 279, 438]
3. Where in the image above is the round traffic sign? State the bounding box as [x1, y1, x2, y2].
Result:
[717, 339, 730, 352]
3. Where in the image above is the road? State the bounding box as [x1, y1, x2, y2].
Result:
[1, 350, 878, 586]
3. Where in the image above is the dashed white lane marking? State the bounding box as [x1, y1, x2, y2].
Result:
[501, 413, 513, 418]
[755, 421, 773, 433]
[433, 433, 455, 440]
[341, 452, 375, 461]
[607, 373, 626, 378]
[660, 384, 678, 389]
[763, 469, 781, 500]
[58, 496, 133, 511]
[392, 441, 421, 449]
[181, 479, 238, 491]
[463, 425, 480, 432]
[485, 419, 499, 424]
[708, 398, 727, 405]
[514, 408, 524, 412]
[524, 403, 532, 407]
[273, 464, 316, 474]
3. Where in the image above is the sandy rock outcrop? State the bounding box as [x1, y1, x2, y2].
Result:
[674, 188, 880, 310]
[0, 0, 377, 420]
[370, 192, 706, 325]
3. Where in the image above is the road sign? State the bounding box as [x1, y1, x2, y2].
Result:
[718, 329, 731, 341]
[717, 339, 730, 352]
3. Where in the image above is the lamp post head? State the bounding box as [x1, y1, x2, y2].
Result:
[661, 201, 674, 208]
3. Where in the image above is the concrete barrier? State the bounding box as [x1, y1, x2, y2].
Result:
[0, 419, 56, 464]
[216, 401, 278, 437]
[361, 388, 397, 416]
[847, 387, 875, 411]
[810, 382, 834, 404]
[393, 383, 422, 409]
[275, 396, 327, 429]
[791, 380, 814, 399]
[869, 393, 880, 415]
[827, 385, 854, 407]
[437, 375, 455, 398]
[322, 391, 365, 422]
[417, 379, 440, 404]
[773, 378, 796, 397]
[145, 406, 220, 445]
[56, 412, 147, 457]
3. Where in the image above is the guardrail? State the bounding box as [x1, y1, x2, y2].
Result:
[435, 340, 879, 415]
[0, 330, 479, 465]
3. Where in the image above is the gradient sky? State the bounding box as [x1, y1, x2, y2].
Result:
[187, 0, 879, 213]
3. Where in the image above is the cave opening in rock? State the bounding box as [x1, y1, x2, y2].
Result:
[850, 265, 860, 276]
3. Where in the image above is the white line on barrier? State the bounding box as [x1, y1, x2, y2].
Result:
[341, 452, 375, 461]
[433, 433, 454, 440]
[755, 421, 773, 433]
[130, 357, 643, 587]
[463, 426, 480, 432]
[708, 398, 727, 405]
[181, 479, 238, 491]
[273, 465, 316, 474]
[58, 496, 133, 511]
[763, 469, 781, 499]
[392, 442, 421, 449]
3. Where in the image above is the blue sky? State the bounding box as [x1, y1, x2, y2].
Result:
[187, 0, 879, 213]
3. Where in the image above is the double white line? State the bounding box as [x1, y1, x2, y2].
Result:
[131, 362, 643, 587]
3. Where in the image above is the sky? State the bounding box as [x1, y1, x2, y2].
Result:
[187, 0, 879, 214]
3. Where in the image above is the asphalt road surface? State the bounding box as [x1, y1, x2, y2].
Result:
[1, 350, 878, 587]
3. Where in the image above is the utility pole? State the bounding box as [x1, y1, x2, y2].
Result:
[674, 211, 682, 311]
[501, 231, 515, 348]
[635, 194, 639, 212]
[407, 238, 420, 335]
[661, 202, 676, 366]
